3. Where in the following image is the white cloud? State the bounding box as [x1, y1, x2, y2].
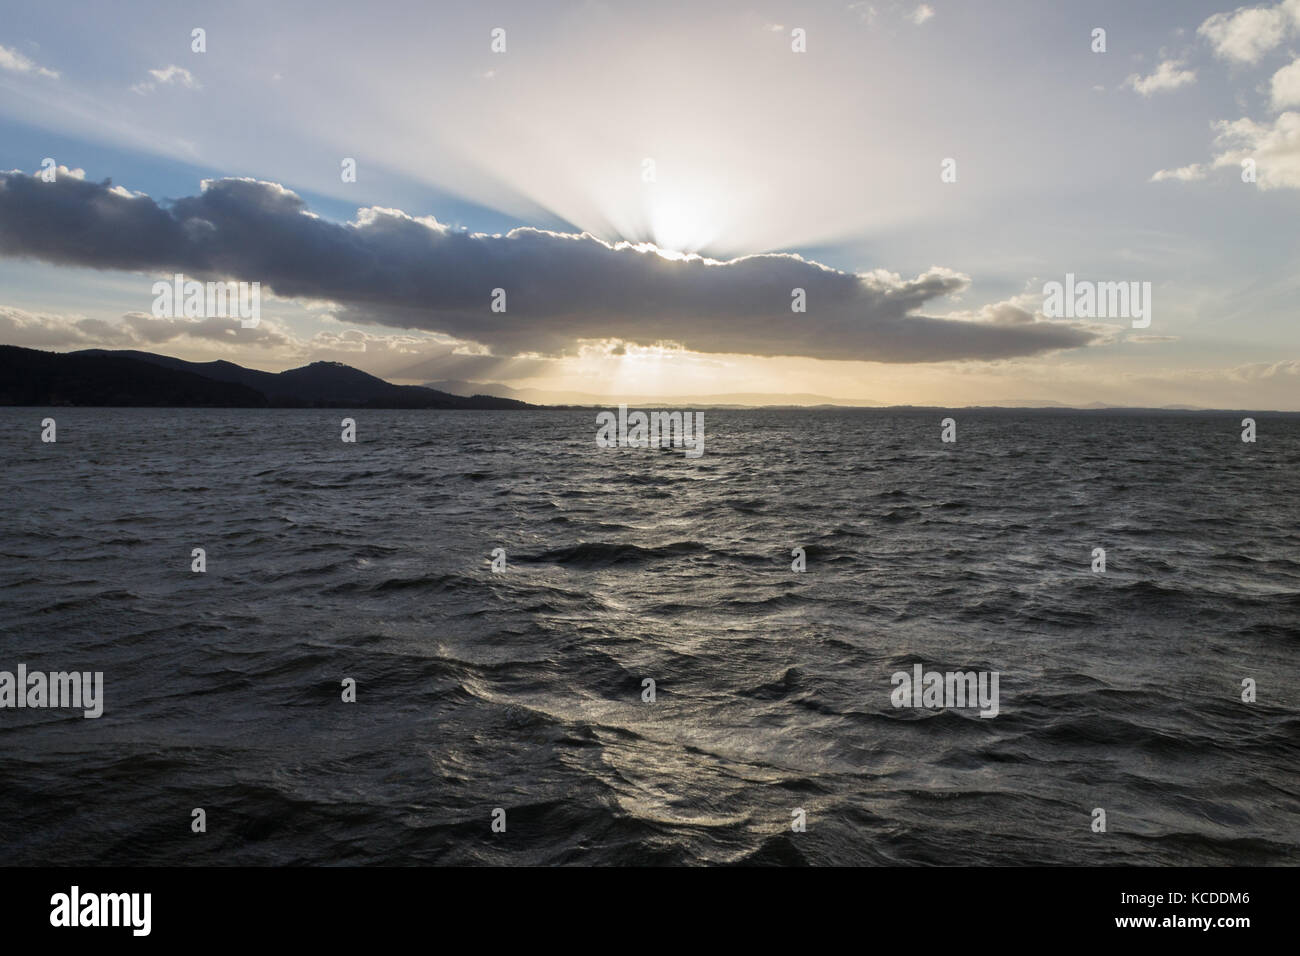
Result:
[909, 4, 935, 25]
[131, 65, 200, 95]
[1197, 1, 1297, 64]
[308, 328, 435, 355]
[1270, 57, 1300, 109]
[1167, 7, 1300, 190]
[1212, 110, 1300, 188]
[28, 164, 85, 180]
[1127, 60, 1197, 96]
[0, 43, 59, 79]
[1150, 163, 1208, 182]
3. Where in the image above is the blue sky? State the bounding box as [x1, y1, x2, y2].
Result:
[1, 0, 1298, 407]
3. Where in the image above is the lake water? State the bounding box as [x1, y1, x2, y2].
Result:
[1, 407, 1297, 864]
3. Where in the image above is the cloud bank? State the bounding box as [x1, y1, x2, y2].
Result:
[0, 305, 292, 350]
[0, 171, 1100, 363]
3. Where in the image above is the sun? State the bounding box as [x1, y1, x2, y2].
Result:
[646, 195, 721, 257]
[649, 244, 689, 261]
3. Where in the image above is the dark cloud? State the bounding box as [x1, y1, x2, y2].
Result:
[0, 172, 1101, 362]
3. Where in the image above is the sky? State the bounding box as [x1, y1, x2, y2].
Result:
[0, 0, 1297, 408]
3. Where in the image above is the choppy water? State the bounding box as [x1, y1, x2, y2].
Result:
[1, 407, 1297, 865]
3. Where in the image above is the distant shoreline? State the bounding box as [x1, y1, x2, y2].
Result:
[3, 345, 1296, 413]
[5, 404, 1296, 416]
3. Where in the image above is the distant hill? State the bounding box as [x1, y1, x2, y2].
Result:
[425, 380, 883, 407]
[0, 346, 534, 408]
[984, 398, 1069, 408]
[0, 346, 270, 407]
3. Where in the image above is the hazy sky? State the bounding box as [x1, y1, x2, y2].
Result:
[1, 0, 1297, 407]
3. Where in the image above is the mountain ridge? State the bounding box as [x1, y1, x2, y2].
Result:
[0, 346, 534, 408]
